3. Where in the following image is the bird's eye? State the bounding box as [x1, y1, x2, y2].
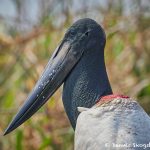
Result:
[85, 31, 89, 36]
[69, 30, 75, 36]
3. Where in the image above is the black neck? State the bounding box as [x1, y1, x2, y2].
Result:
[62, 45, 112, 129]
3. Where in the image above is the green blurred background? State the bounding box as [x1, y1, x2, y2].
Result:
[0, 0, 150, 149]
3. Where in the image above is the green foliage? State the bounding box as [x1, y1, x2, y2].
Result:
[138, 85, 150, 98]
[112, 38, 124, 56]
[3, 90, 14, 108]
[16, 130, 23, 150]
[39, 137, 52, 150]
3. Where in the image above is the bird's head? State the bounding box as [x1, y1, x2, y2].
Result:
[4, 18, 106, 135]
[64, 18, 106, 52]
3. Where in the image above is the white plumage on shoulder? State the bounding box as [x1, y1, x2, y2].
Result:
[75, 95, 150, 150]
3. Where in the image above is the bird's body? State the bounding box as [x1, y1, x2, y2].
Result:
[75, 95, 150, 150]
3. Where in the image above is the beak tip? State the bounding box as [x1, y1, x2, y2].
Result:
[3, 128, 10, 136]
[3, 122, 16, 136]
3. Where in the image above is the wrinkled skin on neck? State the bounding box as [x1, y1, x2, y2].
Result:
[63, 39, 112, 129]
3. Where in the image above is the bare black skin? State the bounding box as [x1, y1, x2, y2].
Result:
[4, 18, 112, 135]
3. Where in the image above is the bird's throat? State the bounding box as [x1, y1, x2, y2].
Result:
[62, 47, 112, 129]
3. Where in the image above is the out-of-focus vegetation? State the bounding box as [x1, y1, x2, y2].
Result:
[0, 0, 150, 149]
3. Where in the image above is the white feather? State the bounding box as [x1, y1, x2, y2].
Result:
[77, 107, 89, 112]
[75, 98, 150, 150]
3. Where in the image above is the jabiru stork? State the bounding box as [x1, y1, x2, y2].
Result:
[4, 19, 150, 148]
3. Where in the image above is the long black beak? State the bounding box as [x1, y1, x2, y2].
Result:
[4, 40, 83, 135]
